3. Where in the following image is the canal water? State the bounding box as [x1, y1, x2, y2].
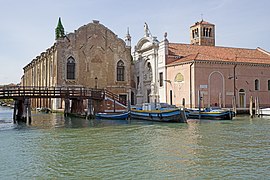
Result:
[0, 106, 269, 179]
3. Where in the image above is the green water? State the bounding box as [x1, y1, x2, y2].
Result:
[0, 106, 269, 179]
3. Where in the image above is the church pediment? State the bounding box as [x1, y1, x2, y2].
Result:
[136, 37, 154, 52]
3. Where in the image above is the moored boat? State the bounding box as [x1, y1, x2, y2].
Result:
[186, 107, 234, 120]
[37, 107, 52, 113]
[259, 108, 270, 116]
[130, 108, 187, 123]
[95, 112, 129, 120]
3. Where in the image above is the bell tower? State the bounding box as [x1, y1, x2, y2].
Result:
[190, 20, 215, 46]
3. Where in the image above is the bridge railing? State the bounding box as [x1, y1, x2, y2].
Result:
[104, 89, 127, 106]
[0, 86, 104, 100]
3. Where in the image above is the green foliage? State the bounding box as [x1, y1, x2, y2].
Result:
[55, 17, 65, 40]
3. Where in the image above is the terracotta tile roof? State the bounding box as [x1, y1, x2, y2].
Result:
[167, 43, 270, 65]
[190, 20, 214, 27]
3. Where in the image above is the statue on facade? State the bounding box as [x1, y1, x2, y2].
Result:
[144, 22, 149, 37]
[164, 32, 167, 40]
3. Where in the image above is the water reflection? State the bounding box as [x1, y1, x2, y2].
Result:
[0, 107, 269, 179]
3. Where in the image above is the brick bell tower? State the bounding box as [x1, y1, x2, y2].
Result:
[190, 19, 215, 46]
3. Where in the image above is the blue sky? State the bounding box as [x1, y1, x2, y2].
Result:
[1, 0, 269, 84]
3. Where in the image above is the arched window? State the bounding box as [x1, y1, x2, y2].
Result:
[67, 57, 75, 80]
[203, 27, 206, 36]
[196, 28, 199, 37]
[147, 62, 152, 80]
[255, 79, 259, 91]
[117, 60, 125, 81]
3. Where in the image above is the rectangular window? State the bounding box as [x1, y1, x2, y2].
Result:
[137, 76, 140, 89]
[268, 80, 270, 91]
[159, 72, 163, 87]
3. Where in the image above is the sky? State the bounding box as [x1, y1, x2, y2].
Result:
[0, 0, 269, 84]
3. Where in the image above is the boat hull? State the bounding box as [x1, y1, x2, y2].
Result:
[130, 109, 186, 123]
[96, 112, 129, 120]
[259, 108, 270, 116]
[186, 110, 234, 120]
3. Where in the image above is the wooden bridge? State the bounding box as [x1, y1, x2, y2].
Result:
[0, 86, 127, 124]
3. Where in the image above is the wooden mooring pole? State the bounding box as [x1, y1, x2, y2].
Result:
[232, 96, 237, 116]
[13, 100, 18, 123]
[64, 98, 70, 116]
[87, 98, 94, 119]
[249, 96, 253, 118]
[255, 97, 260, 117]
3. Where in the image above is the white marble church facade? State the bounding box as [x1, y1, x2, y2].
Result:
[133, 23, 168, 105]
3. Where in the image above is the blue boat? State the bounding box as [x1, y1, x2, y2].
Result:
[185, 107, 234, 120]
[95, 112, 129, 120]
[130, 108, 187, 123]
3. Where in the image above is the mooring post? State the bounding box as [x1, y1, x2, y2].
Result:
[113, 97, 116, 113]
[127, 100, 131, 121]
[27, 99, 32, 124]
[249, 96, 253, 118]
[64, 98, 70, 116]
[87, 98, 93, 119]
[198, 90, 202, 119]
[13, 100, 18, 123]
[232, 96, 237, 116]
[180, 107, 187, 123]
[255, 97, 260, 117]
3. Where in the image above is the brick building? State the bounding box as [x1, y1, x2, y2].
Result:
[22, 19, 133, 110]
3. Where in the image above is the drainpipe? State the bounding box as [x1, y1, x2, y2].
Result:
[233, 64, 237, 108]
[233, 64, 237, 97]
[190, 62, 194, 108]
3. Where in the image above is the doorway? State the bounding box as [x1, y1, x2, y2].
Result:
[239, 89, 246, 108]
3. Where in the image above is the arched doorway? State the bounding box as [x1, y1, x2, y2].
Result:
[208, 71, 224, 107]
[239, 89, 246, 108]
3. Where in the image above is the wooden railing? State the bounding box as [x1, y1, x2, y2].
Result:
[0, 86, 127, 107]
[104, 89, 127, 106]
[0, 86, 104, 100]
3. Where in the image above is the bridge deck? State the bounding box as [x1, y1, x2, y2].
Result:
[0, 86, 104, 100]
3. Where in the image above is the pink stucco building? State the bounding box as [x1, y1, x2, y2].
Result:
[166, 44, 270, 108]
